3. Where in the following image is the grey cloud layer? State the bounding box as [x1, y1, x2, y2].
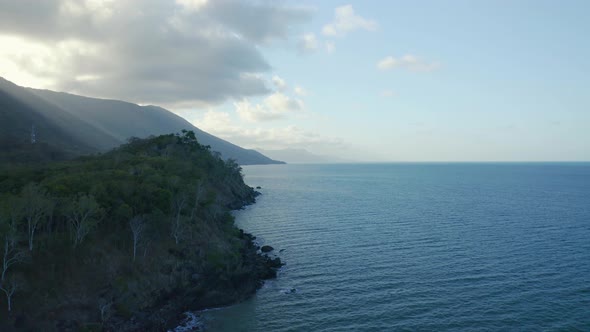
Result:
[0, 0, 312, 105]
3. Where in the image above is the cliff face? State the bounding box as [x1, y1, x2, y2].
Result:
[0, 132, 281, 331]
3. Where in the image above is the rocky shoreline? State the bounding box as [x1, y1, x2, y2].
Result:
[110, 193, 283, 332]
[0, 133, 280, 332]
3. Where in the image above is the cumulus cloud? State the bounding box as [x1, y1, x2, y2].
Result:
[299, 33, 319, 52]
[271, 75, 287, 91]
[377, 54, 440, 72]
[193, 109, 234, 131]
[235, 92, 304, 122]
[322, 5, 377, 37]
[298, 33, 337, 54]
[0, 0, 312, 106]
[191, 110, 345, 150]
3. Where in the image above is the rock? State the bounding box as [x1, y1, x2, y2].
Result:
[266, 257, 283, 269]
[279, 249, 286, 253]
[256, 186, 262, 189]
[261, 245, 274, 253]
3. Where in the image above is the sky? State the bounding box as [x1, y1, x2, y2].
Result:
[0, 0, 589, 161]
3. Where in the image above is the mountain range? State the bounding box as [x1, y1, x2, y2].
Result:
[0, 77, 283, 165]
[258, 148, 351, 164]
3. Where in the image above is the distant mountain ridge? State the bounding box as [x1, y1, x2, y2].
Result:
[258, 148, 350, 164]
[0, 77, 283, 165]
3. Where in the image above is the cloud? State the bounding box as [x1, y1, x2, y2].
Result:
[295, 5, 376, 55]
[192, 109, 234, 130]
[299, 33, 319, 52]
[190, 110, 345, 150]
[294, 86, 308, 96]
[176, 0, 208, 13]
[377, 54, 440, 72]
[0, 0, 313, 107]
[322, 5, 377, 37]
[299, 33, 337, 54]
[271, 75, 287, 91]
[235, 92, 304, 122]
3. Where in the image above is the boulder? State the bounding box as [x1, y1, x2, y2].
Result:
[260, 245, 274, 253]
[267, 257, 283, 269]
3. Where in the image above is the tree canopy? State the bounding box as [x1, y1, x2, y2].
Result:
[0, 132, 276, 331]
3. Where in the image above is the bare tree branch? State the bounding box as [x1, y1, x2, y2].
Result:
[129, 215, 145, 262]
[65, 194, 103, 247]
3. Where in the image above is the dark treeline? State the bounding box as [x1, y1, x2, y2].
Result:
[0, 131, 280, 331]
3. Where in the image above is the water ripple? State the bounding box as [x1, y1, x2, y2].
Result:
[202, 163, 590, 331]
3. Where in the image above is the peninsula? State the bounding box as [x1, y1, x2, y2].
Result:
[0, 131, 282, 331]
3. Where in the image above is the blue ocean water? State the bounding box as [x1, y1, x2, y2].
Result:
[201, 163, 590, 331]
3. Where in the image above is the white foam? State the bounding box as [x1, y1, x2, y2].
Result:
[169, 312, 204, 332]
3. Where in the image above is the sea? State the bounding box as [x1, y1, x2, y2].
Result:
[189, 163, 590, 331]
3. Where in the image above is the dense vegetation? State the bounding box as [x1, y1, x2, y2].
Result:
[0, 131, 281, 331]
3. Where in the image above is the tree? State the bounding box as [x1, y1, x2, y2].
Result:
[1, 237, 26, 283]
[226, 158, 242, 175]
[178, 129, 198, 145]
[0, 276, 18, 312]
[189, 180, 205, 221]
[129, 215, 145, 261]
[0, 199, 27, 281]
[65, 194, 103, 247]
[20, 183, 54, 251]
[98, 298, 113, 324]
[170, 192, 187, 245]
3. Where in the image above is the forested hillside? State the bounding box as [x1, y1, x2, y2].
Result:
[0, 131, 281, 331]
[0, 79, 119, 164]
[30, 88, 284, 165]
[0, 77, 283, 165]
